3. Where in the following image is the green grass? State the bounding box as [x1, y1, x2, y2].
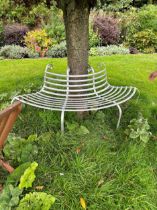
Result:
[1, 54, 157, 109]
[1, 55, 157, 209]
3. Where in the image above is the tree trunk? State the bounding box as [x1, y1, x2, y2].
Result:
[63, 1, 90, 75]
[62, 1, 90, 118]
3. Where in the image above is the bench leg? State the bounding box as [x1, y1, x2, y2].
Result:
[61, 110, 65, 133]
[116, 104, 122, 129]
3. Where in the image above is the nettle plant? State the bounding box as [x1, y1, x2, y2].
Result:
[125, 114, 152, 144]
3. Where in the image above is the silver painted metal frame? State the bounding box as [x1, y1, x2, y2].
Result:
[12, 64, 137, 132]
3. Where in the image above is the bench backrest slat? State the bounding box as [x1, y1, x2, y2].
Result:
[42, 65, 108, 98]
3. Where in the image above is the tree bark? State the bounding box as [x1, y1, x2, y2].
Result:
[63, 1, 90, 75]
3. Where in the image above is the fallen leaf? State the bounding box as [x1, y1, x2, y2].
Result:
[102, 135, 109, 140]
[80, 197, 86, 209]
[35, 186, 44, 190]
[76, 147, 81, 154]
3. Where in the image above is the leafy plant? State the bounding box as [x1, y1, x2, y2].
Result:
[6, 162, 31, 186]
[93, 16, 120, 45]
[89, 45, 129, 56]
[16, 192, 55, 210]
[44, 7, 65, 44]
[130, 29, 157, 53]
[24, 29, 52, 57]
[19, 161, 38, 189]
[125, 114, 152, 144]
[0, 21, 4, 46]
[0, 185, 22, 210]
[46, 41, 67, 58]
[4, 24, 29, 46]
[3, 134, 38, 165]
[89, 24, 100, 48]
[0, 45, 39, 59]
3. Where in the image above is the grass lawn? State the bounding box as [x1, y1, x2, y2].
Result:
[1, 54, 157, 209]
[1, 54, 157, 112]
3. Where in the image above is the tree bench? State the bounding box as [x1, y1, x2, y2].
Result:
[12, 64, 137, 132]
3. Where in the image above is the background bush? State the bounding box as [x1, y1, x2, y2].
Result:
[24, 29, 52, 57]
[129, 29, 157, 53]
[0, 45, 39, 59]
[4, 24, 29, 46]
[120, 5, 157, 52]
[89, 24, 101, 48]
[93, 16, 121, 46]
[0, 21, 4, 47]
[46, 41, 67, 58]
[44, 8, 65, 44]
[89, 45, 129, 56]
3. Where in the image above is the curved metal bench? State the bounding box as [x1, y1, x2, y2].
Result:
[12, 64, 137, 132]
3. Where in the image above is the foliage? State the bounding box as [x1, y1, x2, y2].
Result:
[44, 7, 65, 44]
[121, 5, 157, 51]
[4, 23, 29, 46]
[97, 0, 133, 11]
[24, 29, 52, 57]
[3, 134, 38, 165]
[0, 0, 26, 23]
[125, 114, 152, 143]
[19, 162, 38, 189]
[0, 45, 39, 59]
[0, 1, 50, 27]
[89, 24, 101, 48]
[24, 3, 51, 27]
[0, 21, 4, 46]
[89, 45, 129, 56]
[16, 192, 55, 210]
[137, 5, 157, 32]
[6, 162, 31, 186]
[93, 15, 120, 45]
[129, 29, 157, 53]
[118, 7, 139, 43]
[46, 41, 67, 58]
[0, 185, 22, 210]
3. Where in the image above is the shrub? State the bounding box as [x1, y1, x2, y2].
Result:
[129, 29, 157, 53]
[24, 3, 51, 27]
[89, 45, 129, 56]
[44, 7, 65, 44]
[24, 29, 52, 57]
[121, 5, 157, 51]
[89, 24, 101, 48]
[46, 41, 67, 58]
[0, 45, 39, 59]
[137, 5, 157, 33]
[119, 7, 139, 43]
[4, 24, 29, 46]
[0, 21, 4, 46]
[93, 16, 120, 45]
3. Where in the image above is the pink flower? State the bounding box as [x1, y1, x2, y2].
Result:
[35, 45, 41, 53]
